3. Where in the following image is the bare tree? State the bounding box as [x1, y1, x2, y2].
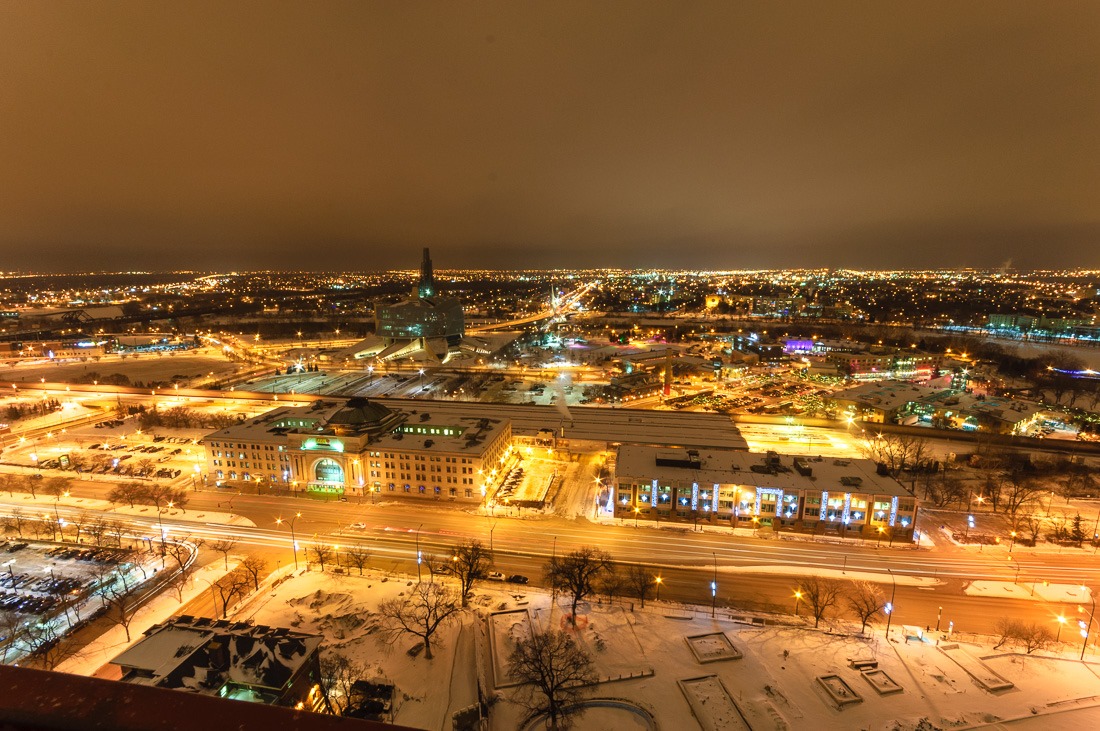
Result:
[210, 571, 251, 618]
[597, 564, 625, 605]
[107, 482, 143, 509]
[860, 433, 931, 478]
[378, 582, 460, 659]
[342, 544, 372, 576]
[452, 539, 493, 607]
[798, 576, 844, 628]
[1002, 470, 1047, 523]
[846, 581, 885, 633]
[993, 617, 1019, 650]
[22, 474, 38, 499]
[43, 476, 71, 501]
[508, 629, 597, 730]
[240, 554, 267, 591]
[1018, 622, 1054, 654]
[102, 579, 143, 642]
[68, 511, 92, 544]
[136, 458, 155, 477]
[1063, 469, 1100, 500]
[84, 517, 108, 547]
[423, 552, 459, 582]
[209, 538, 238, 570]
[4, 508, 29, 537]
[104, 519, 127, 548]
[307, 543, 334, 572]
[163, 538, 197, 572]
[0, 611, 27, 663]
[546, 547, 613, 624]
[166, 562, 196, 603]
[22, 621, 81, 671]
[320, 652, 369, 715]
[625, 565, 655, 608]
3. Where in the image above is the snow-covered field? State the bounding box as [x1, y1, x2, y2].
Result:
[215, 568, 1100, 731]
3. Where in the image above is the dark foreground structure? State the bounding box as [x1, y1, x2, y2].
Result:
[0, 664, 415, 731]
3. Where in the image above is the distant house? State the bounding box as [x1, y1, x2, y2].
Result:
[110, 616, 324, 711]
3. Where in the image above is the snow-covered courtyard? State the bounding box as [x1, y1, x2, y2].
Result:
[215, 565, 1100, 730]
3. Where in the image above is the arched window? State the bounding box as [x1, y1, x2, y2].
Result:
[314, 458, 344, 483]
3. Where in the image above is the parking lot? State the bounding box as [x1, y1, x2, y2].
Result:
[2, 417, 209, 486]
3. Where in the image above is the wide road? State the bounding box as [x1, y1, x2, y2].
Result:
[12, 479, 1099, 638]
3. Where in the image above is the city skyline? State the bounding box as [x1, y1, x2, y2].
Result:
[2, 2, 1098, 272]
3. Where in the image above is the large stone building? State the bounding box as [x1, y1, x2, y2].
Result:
[610, 446, 918, 540]
[201, 397, 513, 502]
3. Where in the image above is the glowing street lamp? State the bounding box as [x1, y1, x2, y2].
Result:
[1056, 614, 1067, 642]
[793, 589, 803, 616]
[276, 512, 303, 569]
[415, 523, 424, 583]
[711, 552, 718, 618]
[1079, 587, 1096, 661]
[655, 575, 663, 602]
[884, 568, 897, 638]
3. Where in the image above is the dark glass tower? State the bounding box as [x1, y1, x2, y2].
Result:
[417, 247, 436, 298]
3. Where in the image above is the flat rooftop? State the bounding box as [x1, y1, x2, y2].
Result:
[617, 445, 912, 496]
[373, 399, 748, 451]
[203, 399, 510, 454]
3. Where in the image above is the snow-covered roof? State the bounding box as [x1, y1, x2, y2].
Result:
[111, 617, 322, 696]
[616, 445, 912, 497]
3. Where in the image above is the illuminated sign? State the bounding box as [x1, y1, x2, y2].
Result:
[301, 438, 344, 452]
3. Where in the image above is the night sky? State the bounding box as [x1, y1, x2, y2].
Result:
[1, 2, 1097, 272]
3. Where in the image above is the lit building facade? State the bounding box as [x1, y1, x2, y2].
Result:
[374, 248, 464, 345]
[201, 398, 513, 502]
[610, 446, 919, 541]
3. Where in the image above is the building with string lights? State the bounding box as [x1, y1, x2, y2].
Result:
[610, 445, 918, 541]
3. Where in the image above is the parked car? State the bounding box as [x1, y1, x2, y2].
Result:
[486, 571, 506, 581]
[507, 574, 529, 585]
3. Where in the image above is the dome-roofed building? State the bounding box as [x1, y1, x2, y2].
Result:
[326, 397, 406, 438]
[201, 397, 513, 501]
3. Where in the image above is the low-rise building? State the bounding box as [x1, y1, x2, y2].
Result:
[830, 381, 951, 423]
[110, 617, 324, 710]
[830, 380, 1050, 434]
[610, 446, 918, 540]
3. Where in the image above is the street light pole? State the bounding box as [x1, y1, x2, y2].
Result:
[276, 512, 302, 570]
[1080, 590, 1096, 662]
[885, 568, 897, 639]
[711, 552, 718, 618]
[794, 590, 802, 617]
[655, 575, 662, 602]
[416, 523, 423, 583]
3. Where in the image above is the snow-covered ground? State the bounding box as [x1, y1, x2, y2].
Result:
[56, 557, 240, 677]
[205, 567, 1100, 731]
[0, 492, 253, 528]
